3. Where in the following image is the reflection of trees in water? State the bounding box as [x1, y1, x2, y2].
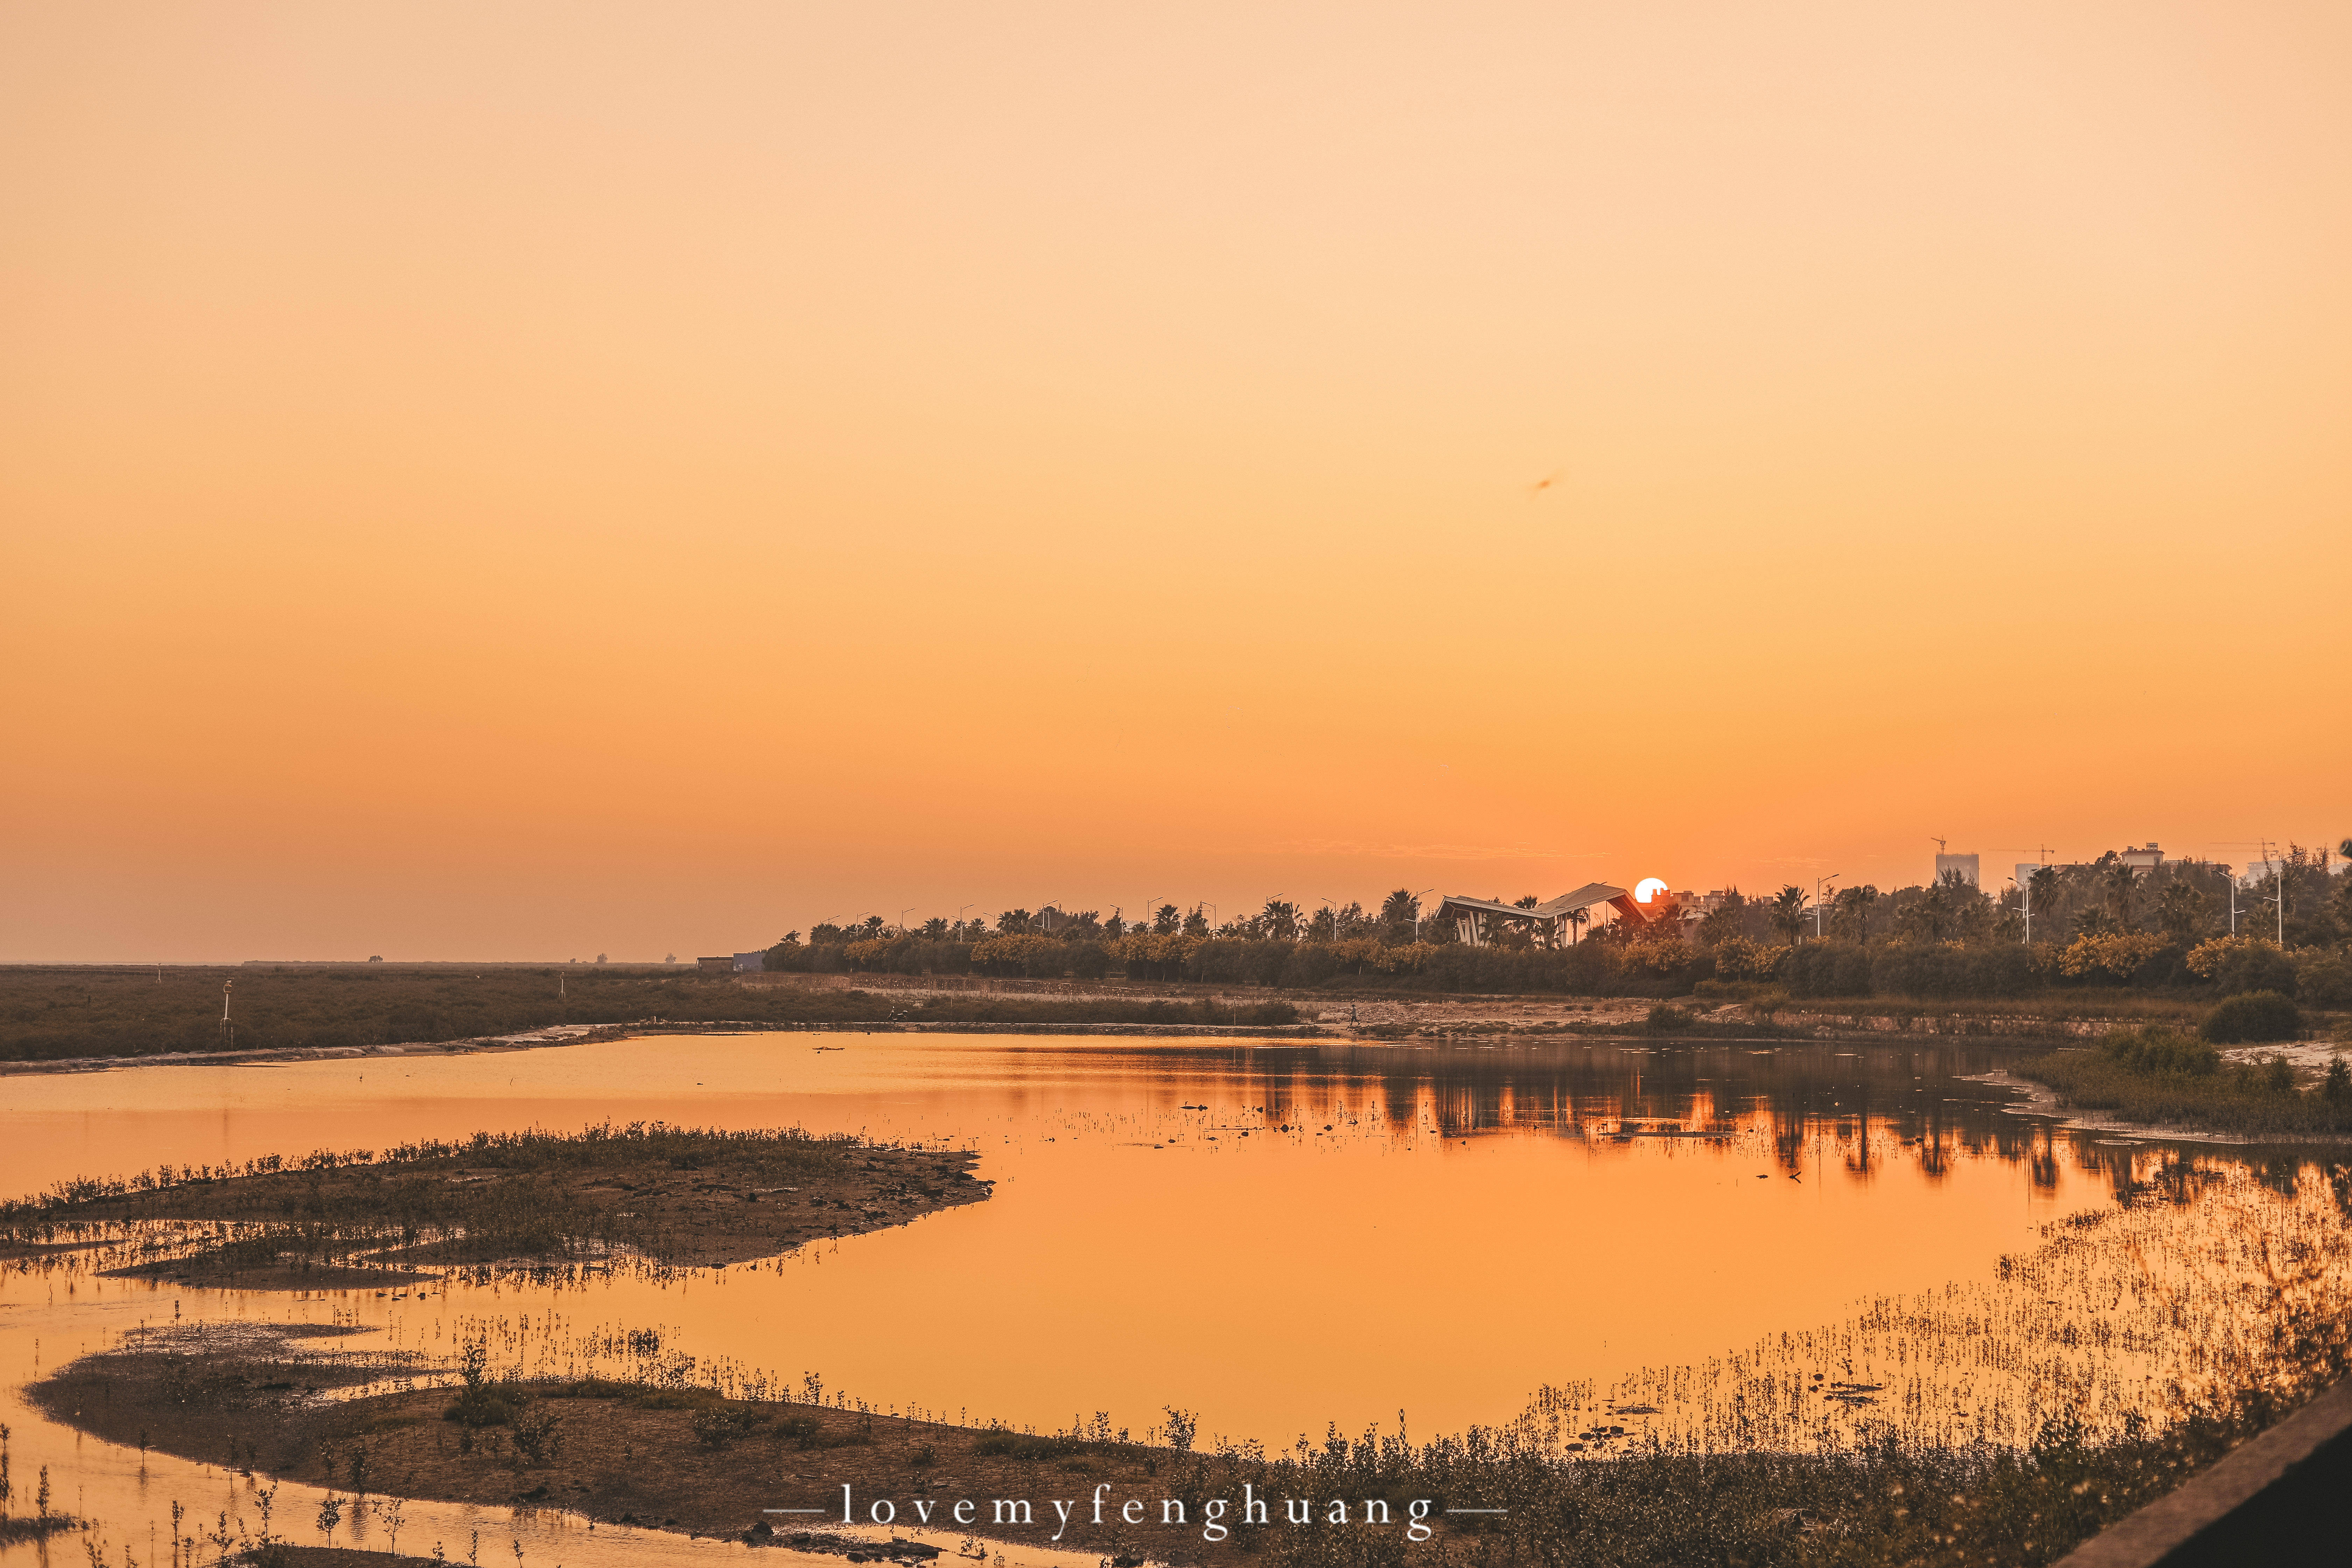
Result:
[1178, 1040, 2330, 1198]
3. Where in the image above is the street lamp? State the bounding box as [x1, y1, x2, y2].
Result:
[900, 907, 916, 935]
[1412, 886, 1436, 942]
[1814, 875, 1839, 941]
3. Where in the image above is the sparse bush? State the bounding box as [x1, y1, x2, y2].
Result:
[973, 1431, 1084, 1460]
[511, 1409, 563, 1463]
[688, 1407, 763, 1448]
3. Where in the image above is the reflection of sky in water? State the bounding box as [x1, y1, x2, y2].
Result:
[0, 1033, 2319, 1557]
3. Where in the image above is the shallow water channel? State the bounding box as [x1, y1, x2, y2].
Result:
[0, 1030, 2316, 1562]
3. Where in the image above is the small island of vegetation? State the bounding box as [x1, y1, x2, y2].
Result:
[0, 1122, 991, 1288]
[2016, 1018, 2351, 1140]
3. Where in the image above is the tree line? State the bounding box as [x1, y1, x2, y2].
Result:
[769, 845, 2352, 1004]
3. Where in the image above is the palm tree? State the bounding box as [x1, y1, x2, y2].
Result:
[2156, 881, 2203, 942]
[2028, 867, 2060, 939]
[2108, 863, 2137, 929]
[1771, 885, 1808, 944]
[1830, 884, 1878, 943]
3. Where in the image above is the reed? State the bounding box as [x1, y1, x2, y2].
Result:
[2018, 1027, 2352, 1137]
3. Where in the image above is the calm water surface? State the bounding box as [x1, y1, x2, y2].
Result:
[0, 1030, 2292, 1560]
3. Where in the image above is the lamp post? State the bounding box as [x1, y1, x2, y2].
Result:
[2260, 840, 2284, 945]
[1412, 887, 1436, 942]
[900, 907, 916, 935]
[1814, 875, 1839, 941]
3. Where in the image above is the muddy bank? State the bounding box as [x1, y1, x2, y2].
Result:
[2, 1125, 993, 1286]
[34, 1325, 1261, 1564]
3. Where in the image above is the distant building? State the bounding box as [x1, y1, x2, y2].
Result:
[732, 951, 767, 972]
[1935, 853, 1980, 887]
[1437, 883, 1635, 947]
[696, 955, 733, 974]
[1542, 882, 1639, 942]
[1431, 896, 1543, 946]
[1678, 889, 1736, 917]
[2119, 843, 2164, 872]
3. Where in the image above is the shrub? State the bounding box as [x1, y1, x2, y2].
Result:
[511, 1408, 563, 1463]
[1870, 942, 2034, 1000]
[2098, 1026, 2219, 1077]
[2202, 991, 2302, 1044]
[2293, 950, 2352, 1007]
[689, 1407, 765, 1448]
[1710, 938, 1784, 982]
[443, 1387, 518, 1427]
[1645, 1004, 1693, 1034]
[2057, 932, 2170, 983]
[1782, 942, 1871, 997]
[2188, 937, 2298, 996]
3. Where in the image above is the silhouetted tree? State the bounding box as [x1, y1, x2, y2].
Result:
[1771, 886, 1808, 944]
[1380, 889, 1421, 937]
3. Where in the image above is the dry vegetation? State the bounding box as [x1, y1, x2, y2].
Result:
[2017, 1026, 2352, 1139]
[36, 1161, 2352, 1568]
[0, 1123, 990, 1287]
[0, 964, 1301, 1065]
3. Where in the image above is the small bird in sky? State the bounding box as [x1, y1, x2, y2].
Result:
[1528, 469, 1563, 497]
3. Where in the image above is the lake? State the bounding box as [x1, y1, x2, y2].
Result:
[0, 1030, 2322, 1562]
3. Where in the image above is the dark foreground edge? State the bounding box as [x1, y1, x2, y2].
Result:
[2054, 1378, 2352, 1567]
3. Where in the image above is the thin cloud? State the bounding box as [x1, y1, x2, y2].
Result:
[1274, 840, 1613, 862]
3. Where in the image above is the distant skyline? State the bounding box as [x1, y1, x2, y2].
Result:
[5, 2, 2348, 962]
[8, 828, 2339, 964]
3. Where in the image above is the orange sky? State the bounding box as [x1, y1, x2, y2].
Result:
[5, 1, 2348, 961]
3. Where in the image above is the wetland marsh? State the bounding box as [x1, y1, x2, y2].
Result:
[3, 1031, 2346, 1565]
